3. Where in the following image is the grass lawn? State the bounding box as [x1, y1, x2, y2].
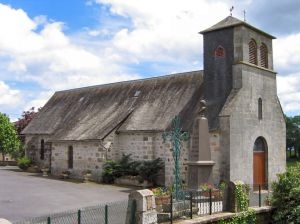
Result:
[287, 159, 299, 168]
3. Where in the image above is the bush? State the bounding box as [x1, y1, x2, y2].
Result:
[139, 158, 164, 184]
[101, 160, 121, 183]
[118, 154, 141, 176]
[271, 162, 300, 223]
[101, 155, 164, 185]
[17, 156, 31, 170]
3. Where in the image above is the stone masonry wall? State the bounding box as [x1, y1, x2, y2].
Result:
[51, 141, 105, 180]
[24, 134, 52, 168]
[221, 64, 286, 185]
[115, 132, 189, 186]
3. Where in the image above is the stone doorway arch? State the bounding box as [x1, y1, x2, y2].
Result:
[253, 137, 268, 189]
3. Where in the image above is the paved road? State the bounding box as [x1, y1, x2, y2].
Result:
[0, 166, 136, 222]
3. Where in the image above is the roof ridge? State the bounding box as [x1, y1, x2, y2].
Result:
[55, 70, 203, 94]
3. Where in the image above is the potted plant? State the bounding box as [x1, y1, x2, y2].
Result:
[152, 187, 171, 205]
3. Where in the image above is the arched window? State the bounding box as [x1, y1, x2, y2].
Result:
[249, 39, 257, 65]
[258, 98, 262, 120]
[68, 146, 73, 169]
[253, 137, 266, 152]
[40, 139, 45, 160]
[215, 45, 225, 57]
[260, 43, 268, 68]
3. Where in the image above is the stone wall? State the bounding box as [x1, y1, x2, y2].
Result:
[51, 141, 105, 180]
[24, 134, 52, 168]
[26, 131, 190, 186]
[114, 132, 189, 186]
[221, 64, 286, 185]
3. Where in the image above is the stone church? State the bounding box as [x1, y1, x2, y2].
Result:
[22, 16, 286, 188]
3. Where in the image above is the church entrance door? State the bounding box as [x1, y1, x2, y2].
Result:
[253, 137, 267, 189]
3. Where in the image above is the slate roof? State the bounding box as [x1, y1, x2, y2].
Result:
[200, 16, 275, 39]
[22, 71, 203, 141]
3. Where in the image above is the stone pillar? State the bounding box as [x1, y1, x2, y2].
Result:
[126, 189, 157, 224]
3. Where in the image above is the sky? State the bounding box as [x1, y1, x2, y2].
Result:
[0, 0, 300, 121]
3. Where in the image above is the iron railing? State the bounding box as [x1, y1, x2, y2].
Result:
[159, 184, 271, 223]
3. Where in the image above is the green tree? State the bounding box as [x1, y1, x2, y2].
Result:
[271, 162, 300, 223]
[285, 115, 300, 159]
[0, 113, 21, 161]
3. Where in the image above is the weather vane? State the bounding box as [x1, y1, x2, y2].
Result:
[230, 6, 234, 16]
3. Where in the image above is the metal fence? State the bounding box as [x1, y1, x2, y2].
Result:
[160, 184, 272, 223]
[249, 184, 272, 207]
[13, 200, 136, 224]
[157, 189, 224, 223]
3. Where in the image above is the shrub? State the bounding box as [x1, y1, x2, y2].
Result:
[139, 158, 164, 184]
[101, 160, 121, 183]
[118, 154, 141, 176]
[271, 162, 300, 223]
[17, 156, 31, 170]
[101, 155, 164, 185]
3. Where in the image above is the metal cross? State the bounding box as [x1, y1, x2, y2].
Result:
[230, 6, 234, 16]
[163, 116, 189, 200]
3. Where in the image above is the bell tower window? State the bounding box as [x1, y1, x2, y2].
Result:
[249, 39, 258, 65]
[258, 98, 263, 120]
[260, 43, 268, 68]
[215, 45, 225, 57]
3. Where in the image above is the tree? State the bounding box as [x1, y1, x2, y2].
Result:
[271, 163, 300, 223]
[285, 115, 300, 159]
[14, 107, 39, 142]
[0, 113, 21, 161]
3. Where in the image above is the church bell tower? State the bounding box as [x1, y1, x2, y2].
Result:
[200, 16, 275, 129]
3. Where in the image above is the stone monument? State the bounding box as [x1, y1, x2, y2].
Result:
[187, 100, 215, 189]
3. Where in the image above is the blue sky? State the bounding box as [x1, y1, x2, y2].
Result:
[1, 0, 300, 120]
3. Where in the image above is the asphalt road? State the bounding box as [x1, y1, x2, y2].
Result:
[0, 166, 136, 222]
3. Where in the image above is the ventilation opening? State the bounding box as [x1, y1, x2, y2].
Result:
[260, 44, 268, 68]
[249, 39, 257, 65]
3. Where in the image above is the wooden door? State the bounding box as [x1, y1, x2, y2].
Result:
[253, 152, 266, 187]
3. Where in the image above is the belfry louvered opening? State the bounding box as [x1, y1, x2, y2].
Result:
[249, 39, 257, 65]
[260, 43, 268, 68]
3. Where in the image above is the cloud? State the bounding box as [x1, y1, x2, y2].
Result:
[0, 3, 139, 90]
[0, 81, 21, 107]
[274, 34, 300, 72]
[1, 0, 300, 118]
[0, 3, 140, 118]
[277, 74, 300, 115]
[93, 0, 231, 67]
[247, 0, 300, 35]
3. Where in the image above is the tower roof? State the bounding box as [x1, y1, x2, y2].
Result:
[200, 16, 275, 39]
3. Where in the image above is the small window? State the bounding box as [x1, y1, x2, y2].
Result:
[260, 43, 268, 68]
[40, 139, 45, 160]
[249, 39, 257, 65]
[68, 146, 73, 169]
[215, 45, 225, 57]
[258, 98, 262, 120]
[253, 137, 266, 152]
[133, 90, 141, 97]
